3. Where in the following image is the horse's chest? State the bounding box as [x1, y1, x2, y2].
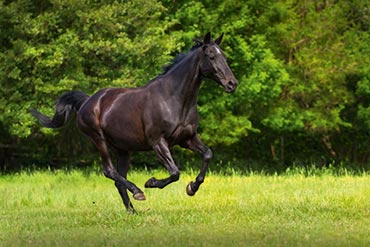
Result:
[152, 100, 198, 144]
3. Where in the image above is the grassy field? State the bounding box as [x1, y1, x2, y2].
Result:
[1, 169, 369, 247]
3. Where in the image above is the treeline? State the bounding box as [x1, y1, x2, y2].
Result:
[0, 0, 369, 171]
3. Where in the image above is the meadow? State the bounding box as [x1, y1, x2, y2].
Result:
[1, 168, 369, 247]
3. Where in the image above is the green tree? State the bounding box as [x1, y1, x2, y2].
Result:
[163, 0, 290, 146]
[1, 0, 369, 169]
[0, 0, 179, 168]
[248, 0, 370, 163]
[0, 0, 178, 137]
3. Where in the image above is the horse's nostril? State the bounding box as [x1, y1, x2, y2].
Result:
[228, 81, 235, 88]
[224, 80, 237, 93]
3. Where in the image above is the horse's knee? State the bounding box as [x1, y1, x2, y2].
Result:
[204, 148, 213, 162]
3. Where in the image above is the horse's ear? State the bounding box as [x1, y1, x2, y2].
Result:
[215, 33, 224, 45]
[204, 32, 211, 44]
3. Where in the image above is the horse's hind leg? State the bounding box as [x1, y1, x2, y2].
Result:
[86, 130, 146, 201]
[115, 151, 136, 213]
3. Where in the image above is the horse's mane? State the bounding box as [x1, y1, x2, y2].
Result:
[160, 42, 203, 75]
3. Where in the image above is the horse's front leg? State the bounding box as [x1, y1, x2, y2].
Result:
[181, 134, 212, 196]
[145, 138, 180, 189]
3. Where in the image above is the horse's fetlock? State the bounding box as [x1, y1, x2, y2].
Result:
[196, 175, 204, 184]
[171, 171, 180, 181]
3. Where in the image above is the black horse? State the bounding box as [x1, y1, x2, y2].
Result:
[31, 32, 238, 213]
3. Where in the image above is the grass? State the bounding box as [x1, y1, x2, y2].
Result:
[0, 168, 370, 246]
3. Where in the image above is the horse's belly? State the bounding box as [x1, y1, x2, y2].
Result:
[102, 120, 150, 151]
[105, 133, 151, 151]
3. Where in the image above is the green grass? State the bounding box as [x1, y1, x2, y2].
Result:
[1, 169, 370, 246]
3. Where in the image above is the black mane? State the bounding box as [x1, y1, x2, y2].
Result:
[161, 42, 203, 75]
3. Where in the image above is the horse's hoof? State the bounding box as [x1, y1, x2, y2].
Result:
[145, 177, 157, 188]
[186, 182, 196, 196]
[133, 192, 146, 201]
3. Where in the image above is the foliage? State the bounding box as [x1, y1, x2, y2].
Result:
[0, 0, 178, 138]
[0, 0, 369, 169]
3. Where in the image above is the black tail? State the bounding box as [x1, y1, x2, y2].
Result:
[31, 91, 89, 129]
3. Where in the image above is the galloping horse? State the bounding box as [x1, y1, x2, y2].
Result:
[31, 32, 238, 212]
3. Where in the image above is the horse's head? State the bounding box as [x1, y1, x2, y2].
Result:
[198, 32, 238, 93]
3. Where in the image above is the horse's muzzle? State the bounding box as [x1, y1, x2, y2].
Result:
[224, 79, 238, 93]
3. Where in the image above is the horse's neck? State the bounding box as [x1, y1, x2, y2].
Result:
[165, 52, 202, 107]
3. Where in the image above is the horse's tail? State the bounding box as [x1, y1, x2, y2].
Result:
[30, 91, 90, 129]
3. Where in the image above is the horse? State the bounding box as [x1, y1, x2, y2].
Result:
[31, 32, 238, 213]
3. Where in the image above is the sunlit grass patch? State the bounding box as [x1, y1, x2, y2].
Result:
[1, 169, 369, 246]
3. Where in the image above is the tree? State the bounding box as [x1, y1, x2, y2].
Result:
[0, 0, 179, 168]
[1, 0, 369, 170]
